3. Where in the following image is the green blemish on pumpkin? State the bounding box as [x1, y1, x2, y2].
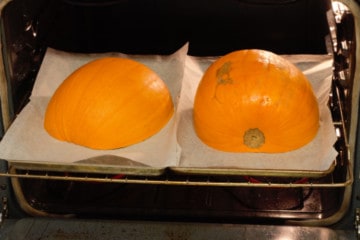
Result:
[213, 61, 233, 102]
[216, 61, 233, 84]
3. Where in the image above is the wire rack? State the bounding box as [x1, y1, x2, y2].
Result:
[0, 64, 353, 188]
[0, 158, 351, 188]
[0, 73, 354, 189]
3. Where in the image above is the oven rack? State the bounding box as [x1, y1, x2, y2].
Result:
[0, 77, 352, 189]
[0, 161, 352, 188]
[0, 55, 352, 189]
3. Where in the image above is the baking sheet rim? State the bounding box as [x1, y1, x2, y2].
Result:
[169, 161, 336, 178]
[7, 160, 165, 176]
[7, 159, 336, 178]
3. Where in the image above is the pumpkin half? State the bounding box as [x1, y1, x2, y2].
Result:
[44, 57, 174, 150]
[193, 49, 320, 153]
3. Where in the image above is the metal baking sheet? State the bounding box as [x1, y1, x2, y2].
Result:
[170, 161, 337, 178]
[7, 159, 336, 178]
[8, 154, 166, 176]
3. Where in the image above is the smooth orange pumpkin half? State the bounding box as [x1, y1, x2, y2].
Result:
[44, 57, 174, 150]
[193, 49, 320, 153]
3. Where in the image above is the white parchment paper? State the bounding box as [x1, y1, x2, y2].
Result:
[0, 48, 338, 172]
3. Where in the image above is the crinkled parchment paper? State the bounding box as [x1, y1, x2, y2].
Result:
[0, 47, 338, 173]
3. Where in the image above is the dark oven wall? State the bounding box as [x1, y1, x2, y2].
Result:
[41, 0, 332, 55]
[2, 0, 332, 123]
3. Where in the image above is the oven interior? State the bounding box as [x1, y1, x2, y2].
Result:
[0, 0, 359, 236]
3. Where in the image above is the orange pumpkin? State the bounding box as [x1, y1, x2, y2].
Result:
[193, 49, 319, 153]
[44, 57, 174, 150]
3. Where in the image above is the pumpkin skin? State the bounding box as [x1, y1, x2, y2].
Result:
[193, 49, 320, 153]
[44, 57, 174, 150]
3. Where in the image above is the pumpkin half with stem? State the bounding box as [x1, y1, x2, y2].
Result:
[193, 49, 320, 153]
[44, 57, 174, 150]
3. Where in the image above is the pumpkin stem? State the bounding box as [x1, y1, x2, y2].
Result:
[243, 128, 265, 149]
